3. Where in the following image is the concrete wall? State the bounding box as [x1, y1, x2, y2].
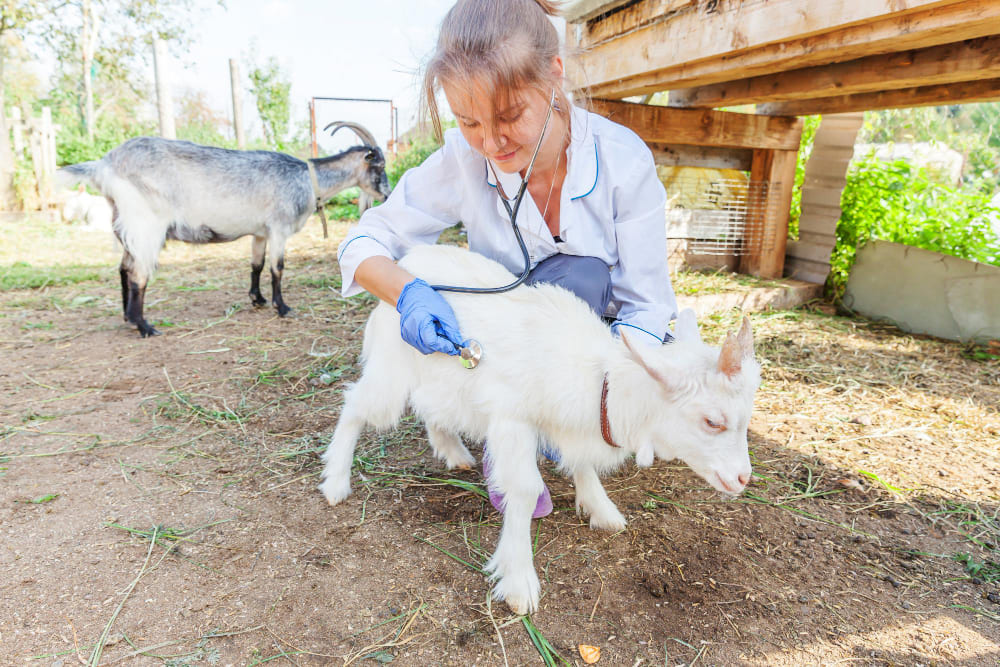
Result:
[843, 241, 1000, 343]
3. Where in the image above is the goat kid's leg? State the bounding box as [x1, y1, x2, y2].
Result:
[268, 233, 291, 317]
[483, 421, 544, 615]
[120, 252, 158, 338]
[249, 235, 268, 307]
[573, 465, 626, 531]
[319, 390, 367, 505]
[426, 425, 475, 470]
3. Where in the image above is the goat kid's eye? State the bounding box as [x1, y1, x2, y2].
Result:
[703, 417, 726, 432]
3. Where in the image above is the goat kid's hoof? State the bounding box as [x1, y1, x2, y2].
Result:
[444, 450, 477, 470]
[318, 476, 352, 506]
[492, 577, 540, 616]
[274, 304, 292, 317]
[250, 294, 267, 307]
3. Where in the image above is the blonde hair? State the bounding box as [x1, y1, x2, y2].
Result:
[422, 0, 571, 143]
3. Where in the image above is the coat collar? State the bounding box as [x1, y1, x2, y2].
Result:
[485, 104, 598, 201]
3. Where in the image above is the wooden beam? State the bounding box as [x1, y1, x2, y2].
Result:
[589, 99, 803, 150]
[758, 77, 1000, 115]
[649, 143, 753, 170]
[563, 0, 641, 23]
[571, 0, 694, 45]
[567, 0, 1000, 99]
[740, 149, 797, 278]
[669, 35, 1000, 108]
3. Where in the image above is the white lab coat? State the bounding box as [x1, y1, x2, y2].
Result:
[337, 104, 678, 343]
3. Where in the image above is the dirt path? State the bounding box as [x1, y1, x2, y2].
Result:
[1, 216, 998, 666]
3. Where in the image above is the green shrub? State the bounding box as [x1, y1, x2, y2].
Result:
[788, 115, 821, 239]
[831, 156, 999, 298]
[386, 134, 443, 188]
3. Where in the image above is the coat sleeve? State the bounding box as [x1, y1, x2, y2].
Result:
[608, 150, 679, 344]
[338, 141, 463, 297]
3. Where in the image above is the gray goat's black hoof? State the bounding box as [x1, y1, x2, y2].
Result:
[136, 323, 161, 338]
[250, 293, 267, 307]
[275, 304, 292, 317]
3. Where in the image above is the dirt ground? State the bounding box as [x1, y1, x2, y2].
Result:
[1, 214, 998, 666]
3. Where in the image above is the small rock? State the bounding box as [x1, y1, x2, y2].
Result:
[985, 591, 1000, 605]
[798, 595, 809, 603]
[972, 577, 984, 585]
[902, 601, 912, 610]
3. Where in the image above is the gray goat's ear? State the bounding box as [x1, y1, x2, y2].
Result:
[622, 330, 670, 388]
[673, 308, 701, 342]
[364, 149, 382, 165]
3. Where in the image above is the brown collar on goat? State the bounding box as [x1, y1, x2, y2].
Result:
[306, 160, 329, 239]
[600, 374, 621, 449]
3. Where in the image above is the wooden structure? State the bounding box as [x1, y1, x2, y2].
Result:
[565, 0, 1000, 280]
[9, 107, 58, 211]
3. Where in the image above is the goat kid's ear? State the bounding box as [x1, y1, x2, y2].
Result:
[737, 315, 755, 360]
[673, 308, 701, 342]
[622, 330, 671, 389]
[717, 316, 754, 379]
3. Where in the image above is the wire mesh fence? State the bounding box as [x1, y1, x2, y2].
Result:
[661, 171, 782, 258]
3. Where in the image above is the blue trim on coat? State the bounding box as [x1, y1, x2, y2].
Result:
[338, 235, 377, 262]
[611, 321, 663, 344]
[571, 138, 599, 200]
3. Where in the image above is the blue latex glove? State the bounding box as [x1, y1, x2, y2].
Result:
[396, 278, 464, 356]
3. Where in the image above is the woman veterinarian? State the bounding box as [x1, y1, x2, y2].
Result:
[337, 0, 679, 517]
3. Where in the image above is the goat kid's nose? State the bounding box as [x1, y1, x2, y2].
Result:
[737, 472, 751, 487]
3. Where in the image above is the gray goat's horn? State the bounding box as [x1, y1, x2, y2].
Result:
[324, 121, 378, 148]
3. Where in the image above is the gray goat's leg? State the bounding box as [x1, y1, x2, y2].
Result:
[249, 235, 268, 307]
[120, 250, 159, 338]
[268, 231, 291, 317]
[118, 264, 129, 320]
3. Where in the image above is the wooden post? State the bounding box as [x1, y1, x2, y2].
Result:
[229, 58, 246, 149]
[38, 107, 55, 209]
[739, 148, 798, 278]
[153, 37, 176, 139]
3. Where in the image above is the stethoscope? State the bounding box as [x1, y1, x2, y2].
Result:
[427, 90, 558, 369]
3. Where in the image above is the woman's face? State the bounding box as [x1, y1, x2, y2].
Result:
[443, 79, 561, 176]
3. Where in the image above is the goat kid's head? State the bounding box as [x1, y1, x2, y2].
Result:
[621, 311, 760, 496]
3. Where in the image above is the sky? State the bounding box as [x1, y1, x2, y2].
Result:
[162, 0, 459, 153]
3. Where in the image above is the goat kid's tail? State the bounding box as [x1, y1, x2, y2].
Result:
[54, 161, 100, 191]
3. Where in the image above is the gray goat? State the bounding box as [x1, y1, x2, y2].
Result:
[57, 123, 390, 337]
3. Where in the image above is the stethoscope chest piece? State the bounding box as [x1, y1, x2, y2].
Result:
[460, 339, 483, 370]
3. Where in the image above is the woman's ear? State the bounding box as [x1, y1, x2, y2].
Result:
[550, 55, 564, 79]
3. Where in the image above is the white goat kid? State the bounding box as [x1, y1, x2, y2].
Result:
[320, 245, 760, 614]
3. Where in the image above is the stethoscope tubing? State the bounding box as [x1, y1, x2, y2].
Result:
[430, 91, 557, 295]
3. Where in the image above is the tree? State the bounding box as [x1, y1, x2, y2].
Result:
[45, 0, 209, 143]
[247, 55, 291, 150]
[0, 1, 52, 207]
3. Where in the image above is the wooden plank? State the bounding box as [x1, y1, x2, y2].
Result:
[589, 98, 803, 150]
[668, 35, 1000, 108]
[759, 76, 1000, 115]
[649, 143, 753, 170]
[563, 0, 637, 23]
[568, 0, 999, 99]
[786, 239, 836, 264]
[784, 256, 830, 284]
[740, 148, 797, 278]
[571, 0, 694, 45]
